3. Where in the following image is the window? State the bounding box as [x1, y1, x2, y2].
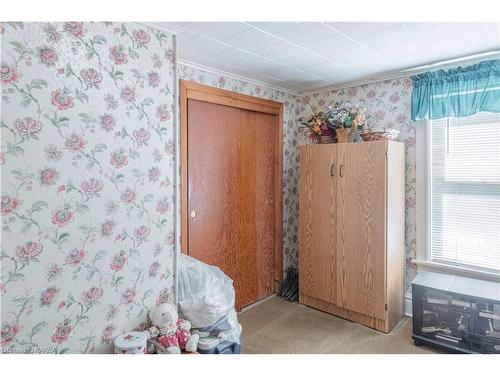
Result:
[428, 112, 500, 273]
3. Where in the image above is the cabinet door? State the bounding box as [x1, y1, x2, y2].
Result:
[299, 145, 338, 304]
[336, 142, 387, 319]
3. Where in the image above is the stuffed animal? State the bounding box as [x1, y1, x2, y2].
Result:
[148, 303, 199, 354]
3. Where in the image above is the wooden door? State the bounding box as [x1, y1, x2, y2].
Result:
[299, 145, 337, 304]
[336, 142, 387, 319]
[186, 99, 275, 310]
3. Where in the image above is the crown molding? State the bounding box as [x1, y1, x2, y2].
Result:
[178, 60, 298, 96]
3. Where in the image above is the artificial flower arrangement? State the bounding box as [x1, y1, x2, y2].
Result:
[324, 102, 366, 143]
[300, 111, 335, 143]
[301, 102, 367, 143]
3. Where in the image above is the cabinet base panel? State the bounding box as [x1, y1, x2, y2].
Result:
[300, 294, 398, 333]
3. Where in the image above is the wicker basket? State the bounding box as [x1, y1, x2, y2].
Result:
[359, 129, 400, 142]
[318, 135, 335, 144]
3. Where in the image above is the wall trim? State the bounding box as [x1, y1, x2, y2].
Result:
[412, 259, 500, 283]
[178, 60, 297, 96]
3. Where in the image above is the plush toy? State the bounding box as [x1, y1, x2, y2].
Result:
[148, 303, 199, 354]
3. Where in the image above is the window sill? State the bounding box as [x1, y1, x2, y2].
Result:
[411, 259, 500, 283]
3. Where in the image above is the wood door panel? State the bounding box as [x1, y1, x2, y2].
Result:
[187, 99, 239, 282]
[299, 145, 337, 304]
[336, 142, 386, 319]
[187, 99, 275, 310]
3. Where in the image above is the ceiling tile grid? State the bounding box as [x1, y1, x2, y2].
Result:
[167, 21, 500, 92]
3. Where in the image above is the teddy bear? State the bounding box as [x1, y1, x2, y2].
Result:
[148, 303, 199, 354]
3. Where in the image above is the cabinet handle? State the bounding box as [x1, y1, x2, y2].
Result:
[339, 164, 345, 177]
[330, 164, 335, 177]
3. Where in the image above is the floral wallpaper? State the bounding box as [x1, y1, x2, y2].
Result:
[297, 78, 417, 291]
[1, 22, 177, 353]
[178, 64, 302, 272]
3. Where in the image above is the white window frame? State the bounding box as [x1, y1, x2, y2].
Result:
[414, 119, 500, 283]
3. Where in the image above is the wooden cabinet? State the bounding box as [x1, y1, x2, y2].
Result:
[299, 141, 405, 333]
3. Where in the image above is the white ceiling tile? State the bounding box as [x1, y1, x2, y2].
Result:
[332, 47, 379, 65]
[325, 22, 400, 39]
[208, 48, 260, 66]
[236, 57, 287, 75]
[177, 22, 251, 41]
[356, 25, 417, 50]
[306, 61, 352, 77]
[273, 22, 339, 45]
[246, 22, 302, 33]
[180, 35, 232, 57]
[226, 28, 282, 52]
[254, 42, 307, 61]
[303, 34, 359, 57]
[279, 52, 329, 69]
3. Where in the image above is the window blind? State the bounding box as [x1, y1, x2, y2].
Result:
[430, 112, 500, 272]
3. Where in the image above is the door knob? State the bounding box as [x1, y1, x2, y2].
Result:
[190, 209, 196, 218]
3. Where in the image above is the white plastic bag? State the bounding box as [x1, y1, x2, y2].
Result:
[177, 254, 235, 328]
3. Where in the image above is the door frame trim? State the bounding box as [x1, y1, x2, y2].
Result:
[179, 80, 284, 292]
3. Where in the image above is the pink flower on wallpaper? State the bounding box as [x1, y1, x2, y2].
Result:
[82, 287, 104, 305]
[51, 88, 74, 110]
[110, 251, 128, 272]
[109, 45, 128, 65]
[40, 167, 59, 185]
[99, 114, 115, 132]
[51, 319, 73, 344]
[165, 140, 175, 155]
[101, 221, 115, 237]
[80, 68, 103, 89]
[133, 128, 150, 145]
[156, 198, 170, 214]
[218, 76, 226, 87]
[346, 87, 358, 97]
[148, 71, 161, 88]
[16, 241, 43, 263]
[132, 29, 151, 47]
[58, 301, 66, 310]
[156, 288, 170, 306]
[1, 321, 21, 347]
[0, 63, 20, 84]
[156, 104, 171, 122]
[36, 45, 58, 67]
[14, 117, 42, 138]
[120, 188, 136, 204]
[396, 114, 407, 124]
[52, 206, 75, 227]
[81, 178, 103, 196]
[406, 196, 416, 209]
[148, 167, 160, 183]
[133, 226, 151, 242]
[406, 136, 416, 148]
[1, 195, 20, 215]
[374, 110, 386, 120]
[40, 287, 58, 306]
[120, 86, 135, 103]
[367, 89, 376, 99]
[0, 282, 6, 296]
[121, 288, 136, 305]
[101, 325, 115, 344]
[110, 149, 128, 169]
[65, 248, 86, 266]
[149, 261, 160, 277]
[389, 94, 400, 104]
[63, 22, 85, 38]
[165, 48, 175, 64]
[64, 133, 87, 152]
[402, 77, 413, 89]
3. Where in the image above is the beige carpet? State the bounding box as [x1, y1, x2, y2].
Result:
[238, 296, 442, 354]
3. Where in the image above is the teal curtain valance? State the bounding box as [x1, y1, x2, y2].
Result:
[411, 59, 500, 120]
